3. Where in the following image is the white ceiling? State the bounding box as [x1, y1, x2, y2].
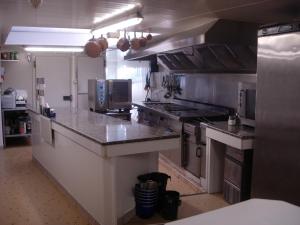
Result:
[0, 0, 299, 44]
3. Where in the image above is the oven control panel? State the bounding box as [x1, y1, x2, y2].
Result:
[97, 80, 107, 107]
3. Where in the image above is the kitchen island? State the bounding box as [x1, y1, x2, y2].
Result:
[30, 108, 180, 225]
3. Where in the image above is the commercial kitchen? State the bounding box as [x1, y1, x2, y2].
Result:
[0, 0, 300, 225]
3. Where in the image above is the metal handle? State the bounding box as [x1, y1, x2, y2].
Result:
[239, 90, 245, 107]
[196, 147, 202, 158]
[181, 133, 189, 167]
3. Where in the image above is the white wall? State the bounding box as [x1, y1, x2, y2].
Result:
[77, 55, 105, 110]
[2, 50, 104, 110]
[106, 50, 150, 102]
[2, 51, 34, 107]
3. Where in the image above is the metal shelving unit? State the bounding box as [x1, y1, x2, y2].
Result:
[1, 107, 31, 147]
[2, 107, 28, 112]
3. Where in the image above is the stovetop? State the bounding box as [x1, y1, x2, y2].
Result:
[141, 102, 230, 121]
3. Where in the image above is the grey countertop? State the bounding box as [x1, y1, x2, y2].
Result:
[202, 121, 255, 139]
[51, 108, 179, 145]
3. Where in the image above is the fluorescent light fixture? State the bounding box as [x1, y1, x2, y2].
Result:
[92, 16, 143, 37]
[11, 26, 91, 34]
[6, 26, 92, 46]
[93, 4, 136, 23]
[24, 46, 84, 52]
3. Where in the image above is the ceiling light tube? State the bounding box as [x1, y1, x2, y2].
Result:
[92, 12, 143, 37]
[93, 4, 136, 24]
[24, 46, 84, 52]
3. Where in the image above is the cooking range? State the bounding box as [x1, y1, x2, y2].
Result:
[137, 101, 230, 179]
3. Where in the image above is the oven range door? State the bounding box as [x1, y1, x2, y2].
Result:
[184, 134, 206, 178]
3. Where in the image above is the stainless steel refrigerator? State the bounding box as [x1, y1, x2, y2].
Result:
[252, 23, 300, 205]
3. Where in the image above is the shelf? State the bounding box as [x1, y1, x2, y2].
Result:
[2, 107, 28, 112]
[0, 60, 19, 62]
[4, 133, 31, 138]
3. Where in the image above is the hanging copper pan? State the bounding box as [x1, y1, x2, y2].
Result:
[85, 37, 102, 58]
[116, 30, 130, 52]
[139, 32, 147, 48]
[97, 35, 108, 51]
[130, 32, 140, 50]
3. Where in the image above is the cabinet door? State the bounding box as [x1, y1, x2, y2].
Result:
[224, 157, 242, 188]
[185, 141, 202, 178]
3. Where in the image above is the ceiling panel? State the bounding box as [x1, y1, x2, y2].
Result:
[0, 0, 299, 44]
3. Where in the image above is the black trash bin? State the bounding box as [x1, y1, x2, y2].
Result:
[161, 191, 181, 220]
[137, 172, 171, 211]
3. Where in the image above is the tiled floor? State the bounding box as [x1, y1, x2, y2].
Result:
[159, 158, 204, 196]
[0, 145, 228, 225]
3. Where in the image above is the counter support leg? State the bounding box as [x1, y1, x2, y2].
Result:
[206, 137, 226, 193]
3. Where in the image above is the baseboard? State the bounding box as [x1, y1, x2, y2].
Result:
[117, 208, 135, 225]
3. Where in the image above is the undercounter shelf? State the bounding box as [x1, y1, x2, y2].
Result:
[4, 133, 31, 138]
[1, 107, 31, 147]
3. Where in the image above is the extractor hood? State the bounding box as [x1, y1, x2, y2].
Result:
[125, 19, 258, 73]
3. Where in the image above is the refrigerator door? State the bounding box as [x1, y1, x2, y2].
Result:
[252, 31, 300, 205]
[0, 96, 3, 147]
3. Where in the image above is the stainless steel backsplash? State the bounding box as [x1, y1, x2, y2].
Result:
[150, 72, 256, 110]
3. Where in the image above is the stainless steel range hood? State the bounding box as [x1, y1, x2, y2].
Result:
[125, 19, 258, 73]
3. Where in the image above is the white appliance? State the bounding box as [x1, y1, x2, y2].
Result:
[0, 96, 3, 147]
[237, 82, 256, 127]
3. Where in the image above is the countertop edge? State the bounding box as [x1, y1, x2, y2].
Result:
[202, 122, 255, 140]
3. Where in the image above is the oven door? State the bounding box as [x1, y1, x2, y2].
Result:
[107, 79, 132, 110]
[184, 133, 206, 178]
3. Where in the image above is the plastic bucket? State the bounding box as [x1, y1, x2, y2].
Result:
[134, 183, 159, 218]
[137, 172, 171, 192]
[135, 203, 156, 219]
[137, 172, 171, 211]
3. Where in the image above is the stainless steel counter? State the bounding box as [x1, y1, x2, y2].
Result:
[203, 121, 255, 139]
[52, 108, 179, 145]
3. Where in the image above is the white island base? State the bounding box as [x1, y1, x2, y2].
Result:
[31, 113, 180, 225]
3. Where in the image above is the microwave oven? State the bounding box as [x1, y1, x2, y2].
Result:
[88, 79, 132, 112]
[237, 82, 256, 127]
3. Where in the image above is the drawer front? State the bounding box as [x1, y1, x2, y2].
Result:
[223, 180, 241, 204]
[224, 157, 242, 188]
[226, 146, 244, 163]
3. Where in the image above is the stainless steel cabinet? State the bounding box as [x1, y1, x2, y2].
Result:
[184, 136, 206, 178]
[223, 146, 253, 204]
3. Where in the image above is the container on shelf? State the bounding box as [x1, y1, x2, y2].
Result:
[1, 51, 18, 61]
